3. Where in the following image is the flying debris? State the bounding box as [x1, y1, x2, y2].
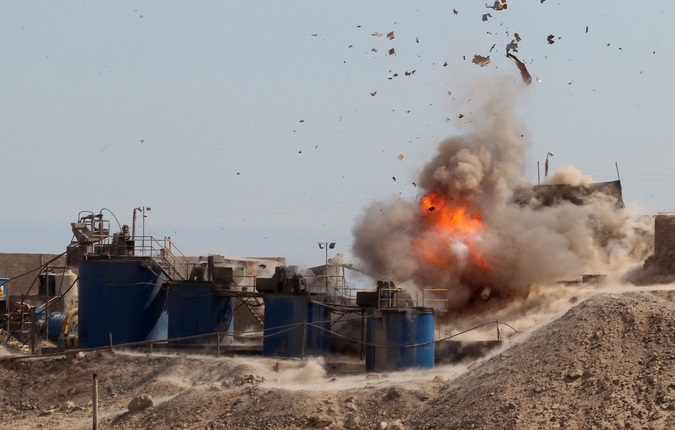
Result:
[482, 13, 492, 22]
[371, 48, 378, 52]
[388, 48, 396, 55]
[453, 8, 459, 15]
[458, 113, 464, 118]
[370, 91, 377, 96]
[387, 31, 395, 40]
[443, 61, 448, 67]
[506, 53, 532, 85]
[416, 37, 419, 43]
[404, 70, 416, 76]
[506, 39, 518, 53]
[472, 55, 491, 67]
[392, 177, 396, 181]
[489, 44, 496, 53]
[547, 34, 555, 44]
[372, 32, 382, 37]
[486, 1, 507, 10]
[586, 26, 589, 33]
[397, 154, 404, 161]
[514, 33, 521, 42]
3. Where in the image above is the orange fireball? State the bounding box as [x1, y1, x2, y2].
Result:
[415, 193, 490, 271]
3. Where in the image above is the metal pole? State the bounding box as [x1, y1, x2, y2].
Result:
[324, 245, 328, 291]
[142, 207, 145, 255]
[93, 373, 99, 430]
[30, 307, 37, 355]
[300, 321, 307, 360]
[109, 332, 113, 352]
[132, 208, 138, 244]
[216, 332, 221, 358]
[44, 267, 49, 343]
[360, 310, 365, 361]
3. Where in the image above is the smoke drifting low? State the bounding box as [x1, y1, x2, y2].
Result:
[352, 84, 651, 311]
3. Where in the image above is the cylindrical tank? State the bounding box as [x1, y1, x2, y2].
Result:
[167, 282, 234, 345]
[263, 295, 331, 358]
[366, 308, 435, 372]
[78, 258, 169, 348]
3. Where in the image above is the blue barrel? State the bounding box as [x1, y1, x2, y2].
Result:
[366, 309, 435, 372]
[167, 282, 234, 345]
[263, 295, 331, 358]
[78, 258, 169, 348]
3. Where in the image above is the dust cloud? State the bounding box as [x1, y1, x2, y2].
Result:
[352, 82, 652, 313]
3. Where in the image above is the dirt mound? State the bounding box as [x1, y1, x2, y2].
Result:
[412, 292, 675, 429]
[1, 290, 674, 429]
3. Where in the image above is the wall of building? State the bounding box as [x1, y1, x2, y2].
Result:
[654, 215, 675, 256]
[0, 253, 71, 297]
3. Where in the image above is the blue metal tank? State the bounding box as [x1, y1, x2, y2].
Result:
[366, 308, 435, 372]
[167, 282, 234, 345]
[263, 295, 331, 358]
[78, 258, 169, 348]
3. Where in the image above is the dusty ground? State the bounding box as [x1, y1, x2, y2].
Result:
[1, 288, 674, 430]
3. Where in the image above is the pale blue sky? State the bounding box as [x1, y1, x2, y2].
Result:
[2, 1, 674, 268]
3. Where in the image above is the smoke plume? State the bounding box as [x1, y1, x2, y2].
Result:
[352, 84, 651, 312]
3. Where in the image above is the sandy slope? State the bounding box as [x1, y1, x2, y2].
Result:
[1, 291, 673, 430]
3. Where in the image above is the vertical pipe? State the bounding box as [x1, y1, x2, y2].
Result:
[44, 268, 50, 343]
[360, 310, 365, 361]
[30, 307, 37, 355]
[92, 373, 99, 430]
[216, 332, 221, 358]
[109, 332, 113, 351]
[300, 322, 307, 360]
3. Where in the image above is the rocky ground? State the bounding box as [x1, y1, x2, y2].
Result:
[1, 288, 674, 429]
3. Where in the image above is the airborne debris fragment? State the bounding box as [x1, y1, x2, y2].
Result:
[372, 32, 382, 37]
[386, 31, 395, 40]
[506, 53, 532, 85]
[397, 154, 404, 161]
[416, 37, 419, 43]
[370, 91, 377, 96]
[547, 35, 555, 44]
[453, 8, 458, 15]
[506, 39, 518, 53]
[482, 13, 492, 22]
[458, 113, 464, 119]
[514, 33, 521, 42]
[443, 61, 448, 67]
[585, 26, 589, 33]
[489, 44, 496, 53]
[486, 1, 508, 11]
[472, 55, 491, 67]
[388, 48, 395, 55]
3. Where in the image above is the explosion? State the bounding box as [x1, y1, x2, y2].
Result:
[352, 83, 652, 313]
[415, 193, 488, 272]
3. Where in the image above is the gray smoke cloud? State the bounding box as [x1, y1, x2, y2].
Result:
[352, 83, 652, 312]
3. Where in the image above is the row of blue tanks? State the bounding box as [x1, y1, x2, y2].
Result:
[77, 256, 435, 372]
